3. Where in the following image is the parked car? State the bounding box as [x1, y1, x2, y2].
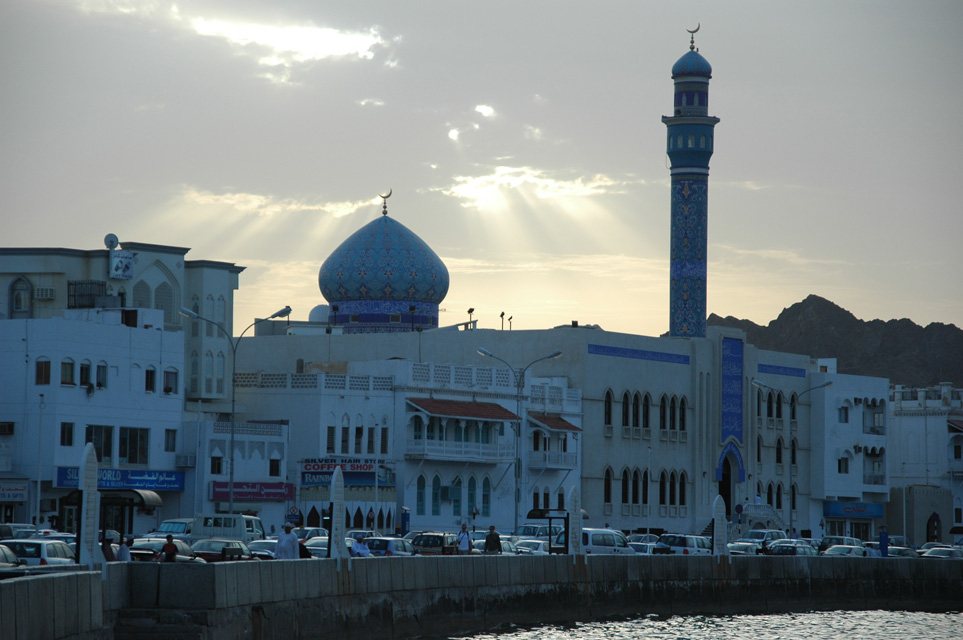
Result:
[303, 537, 355, 558]
[146, 518, 193, 540]
[734, 529, 787, 554]
[886, 546, 920, 558]
[768, 540, 817, 556]
[471, 539, 523, 555]
[627, 533, 659, 544]
[818, 536, 863, 554]
[921, 547, 963, 559]
[727, 541, 759, 556]
[190, 539, 258, 562]
[918, 542, 951, 551]
[0, 523, 35, 540]
[129, 537, 206, 563]
[653, 534, 711, 556]
[365, 537, 417, 557]
[248, 539, 278, 559]
[516, 539, 552, 555]
[515, 523, 562, 540]
[823, 544, 867, 557]
[628, 541, 657, 555]
[411, 532, 457, 555]
[556, 528, 634, 555]
[346, 529, 381, 542]
[291, 527, 328, 542]
[3, 539, 75, 566]
[0, 543, 27, 568]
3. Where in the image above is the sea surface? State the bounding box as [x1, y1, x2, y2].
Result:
[450, 610, 961, 640]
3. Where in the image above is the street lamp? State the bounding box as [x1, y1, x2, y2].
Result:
[180, 305, 291, 516]
[750, 378, 833, 537]
[476, 347, 562, 535]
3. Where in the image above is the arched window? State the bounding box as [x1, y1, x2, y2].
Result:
[205, 295, 215, 337]
[621, 469, 629, 504]
[776, 483, 784, 510]
[557, 488, 565, 510]
[679, 397, 687, 431]
[204, 352, 213, 393]
[216, 296, 226, 329]
[154, 281, 173, 325]
[642, 394, 651, 429]
[431, 476, 441, 516]
[776, 438, 784, 464]
[11, 277, 32, 318]
[642, 470, 649, 505]
[467, 477, 477, 516]
[679, 472, 687, 506]
[767, 392, 775, 418]
[775, 392, 784, 419]
[191, 297, 200, 337]
[669, 471, 677, 505]
[542, 489, 549, 510]
[603, 468, 613, 504]
[632, 470, 641, 505]
[700, 134, 706, 148]
[215, 353, 225, 394]
[756, 389, 763, 418]
[767, 483, 774, 506]
[659, 396, 668, 430]
[659, 471, 668, 505]
[190, 352, 199, 394]
[632, 393, 641, 428]
[621, 392, 630, 427]
[790, 394, 798, 421]
[603, 390, 613, 426]
[451, 477, 462, 516]
[416, 476, 426, 515]
[133, 281, 150, 309]
[532, 488, 540, 511]
[757, 435, 763, 463]
[791, 438, 797, 465]
[669, 397, 677, 430]
[687, 134, 695, 148]
[482, 478, 491, 517]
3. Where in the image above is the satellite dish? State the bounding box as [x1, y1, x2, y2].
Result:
[104, 233, 119, 250]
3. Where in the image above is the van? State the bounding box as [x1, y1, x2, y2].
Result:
[146, 518, 193, 540]
[555, 528, 634, 554]
[515, 523, 562, 540]
[188, 514, 266, 543]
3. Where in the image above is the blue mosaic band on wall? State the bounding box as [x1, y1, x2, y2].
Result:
[720, 337, 744, 443]
[757, 364, 808, 378]
[588, 343, 690, 365]
[716, 440, 746, 483]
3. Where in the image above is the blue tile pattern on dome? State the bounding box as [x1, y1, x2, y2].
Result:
[319, 215, 449, 305]
[669, 177, 709, 338]
[672, 50, 712, 78]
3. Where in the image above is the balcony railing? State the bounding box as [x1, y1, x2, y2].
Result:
[527, 451, 578, 470]
[863, 473, 886, 485]
[404, 439, 513, 463]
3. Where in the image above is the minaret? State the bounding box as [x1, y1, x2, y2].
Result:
[662, 28, 719, 338]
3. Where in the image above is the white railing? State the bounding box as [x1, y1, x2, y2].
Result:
[405, 439, 514, 462]
[528, 451, 578, 470]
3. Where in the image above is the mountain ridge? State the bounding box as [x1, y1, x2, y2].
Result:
[707, 295, 963, 388]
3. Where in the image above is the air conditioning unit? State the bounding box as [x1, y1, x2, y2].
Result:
[175, 455, 197, 468]
[34, 287, 55, 300]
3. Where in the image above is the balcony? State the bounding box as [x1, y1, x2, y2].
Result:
[404, 439, 513, 463]
[528, 451, 578, 470]
[863, 473, 886, 486]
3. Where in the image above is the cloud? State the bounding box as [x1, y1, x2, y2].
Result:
[474, 105, 495, 118]
[444, 253, 664, 283]
[359, 98, 385, 107]
[439, 166, 629, 210]
[715, 244, 848, 266]
[181, 188, 377, 218]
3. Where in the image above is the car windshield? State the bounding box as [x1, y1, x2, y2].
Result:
[366, 539, 388, 551]
[249, 540, 276, 551]
[155, 522, 188, 534]
[131, 540, 166, 551]
[193, 540, 233, 552]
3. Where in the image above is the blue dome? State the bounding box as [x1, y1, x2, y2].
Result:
[319, 214, 449, 305]
[672, 50, 712, 78]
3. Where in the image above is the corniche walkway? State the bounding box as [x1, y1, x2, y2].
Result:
[2, 554, 962, 640]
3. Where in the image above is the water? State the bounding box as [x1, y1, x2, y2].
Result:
[451, 611, 961, 640]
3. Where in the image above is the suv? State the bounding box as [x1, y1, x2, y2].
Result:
[411, 532, 457, 555]
[735, 529, 787, 554]
[515, 523, 562, 540]
[653, 533, 712, 555]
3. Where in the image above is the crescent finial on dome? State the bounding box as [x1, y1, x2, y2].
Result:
[380, 189, 392, 216]
[687, 23, 700, 50]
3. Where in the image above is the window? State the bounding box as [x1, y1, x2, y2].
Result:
[164, 429, 176, 452]
[679, 472, 687, 506]
[632, 394, 640, 428]
[60, 422, 74, 446]
[431, 476, 441, 516]
[269, 459, 281, 477]
[603, 468, 613, 504]
[451, 477, 462, 516]
[341, 427, 349, 454]
[163, 370, 178, 394]
[642, 395, 651, 429]
[96, 363, 107, 388]
[642, 471, 649, 505]
[557, 489, 565, 510]
[659, 471, 667, 505]
[669, 397, 677, 430]
[11, 277, 31, 316]
[326, 427, 336, 454]
[669, 471, 677, 505]
[955, 444, 962, 460]
[838, 407, 849, 423]
[603, 390, 613, 426]
[775, 393, 784, 419]
[632, 470, 640, 505]
[79, 361, 91, 386]
[61, 359, 75, 385]
[354, 427, 363, 454]
[67, 280, 106, 309]
[0, 423, 12, 436]
[791, 439, 797, 465]
[191, 299, 200, 337]
[190, 353, 199, 394]
[119, 427, 149, 465]
[767, 393, 774, 418]
[679, 397, 687, 431]
[482, 478, 491, 517]
[36, 359, 51, 385]
[204, 352, 213, 393]
[838, 457, 849, 474]
[621, 469, 629, 504]
[775, 439, 783, 464]
[660, 396, 668, 430]
[211, 456, 223, 475]
[621, 392, 629, 427]
[757, 435, 763, 463]
[380, 427, 388, 454]
[416, 476, 426, 515]
[145, 368, 156, 393]
[467, 477, 477, 516]
[85, 425, 113, 463]
[367, 427, 375, 454]
[215, 353, 225, 394]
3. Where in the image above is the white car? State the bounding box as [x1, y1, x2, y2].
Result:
[653, 534, 712, 555]
[823, 544, 867, 557]
[516, 539, 551, 555]
[557, 528, 634, 554]
[3, 538, 76, 566]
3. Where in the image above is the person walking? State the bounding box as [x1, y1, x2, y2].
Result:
[274, 522, 300, 560]
[456, 524, 472, 555]
[484, 526, 502, 554]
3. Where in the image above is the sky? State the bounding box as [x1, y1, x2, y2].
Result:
[2, 1, 961, 336]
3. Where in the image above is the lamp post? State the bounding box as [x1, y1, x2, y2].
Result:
[476, 347, 562, 535]
[751, 378, 833, 537]
[37, 394, 45, 527]
[180, 305, 291, 516]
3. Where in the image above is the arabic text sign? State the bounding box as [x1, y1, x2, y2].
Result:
[0, 479, 29, 501]
[55, 467, 185, 491]
[210, 482, 294, 501]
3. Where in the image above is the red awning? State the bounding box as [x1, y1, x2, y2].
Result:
[948, 419, 963, 432]
[528, 412, 581, 432]
[407, 397, 518, 421]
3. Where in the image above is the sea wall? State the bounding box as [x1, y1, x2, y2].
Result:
[3, 555, 962, 640]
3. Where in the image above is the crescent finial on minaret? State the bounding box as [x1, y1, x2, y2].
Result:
[379, 189, 392, 216]
[687, 23, 700, 50]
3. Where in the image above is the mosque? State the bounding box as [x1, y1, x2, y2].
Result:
[0, 34, 917, 544]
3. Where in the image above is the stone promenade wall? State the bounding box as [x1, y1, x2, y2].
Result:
[3, 555, 962, 640]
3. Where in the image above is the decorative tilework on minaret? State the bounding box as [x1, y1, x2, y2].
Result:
[662, 30, 719, 338]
